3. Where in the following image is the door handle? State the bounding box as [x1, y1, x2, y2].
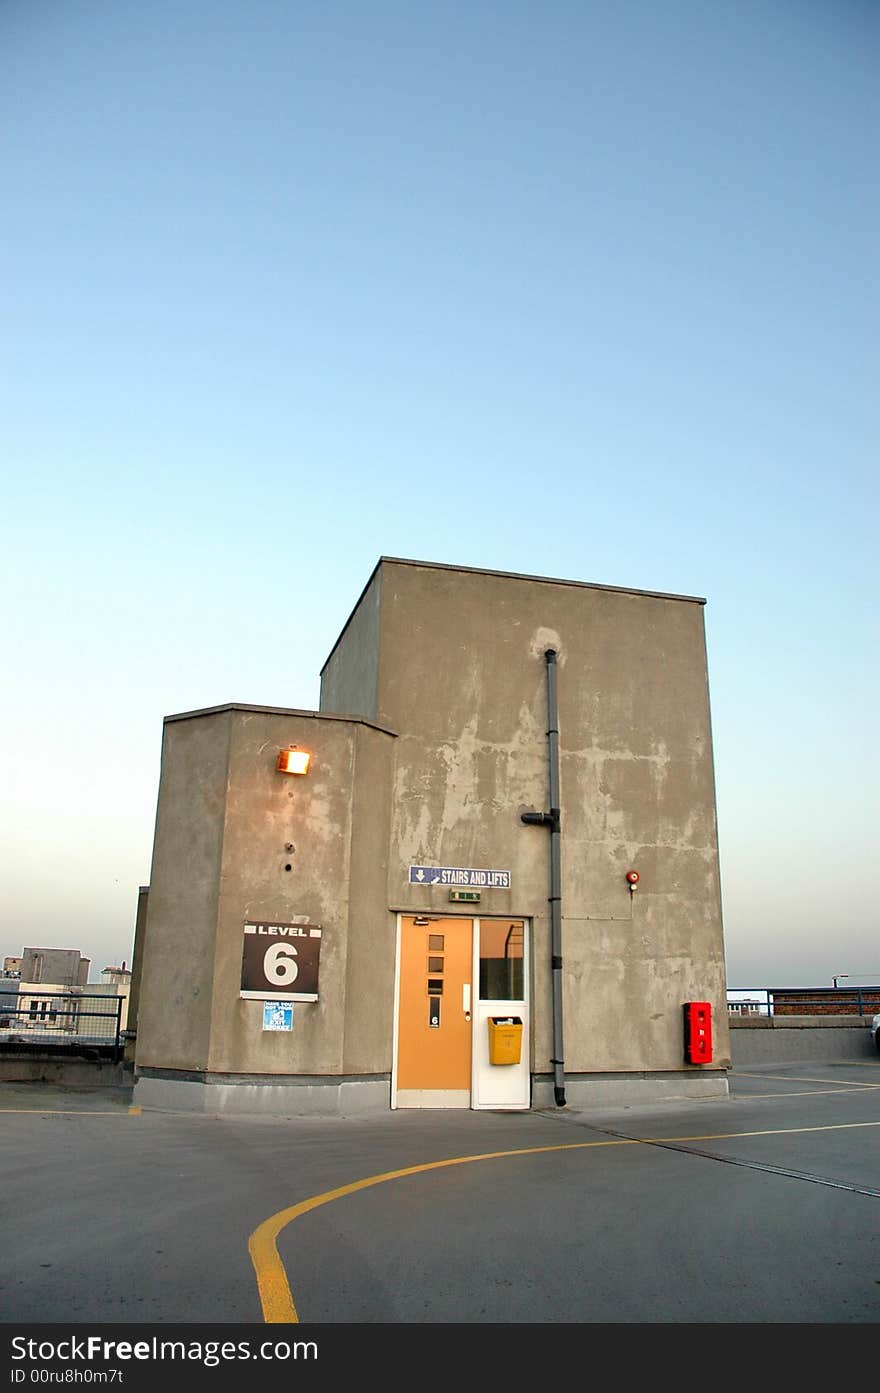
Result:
[462, 983, 471, 1020]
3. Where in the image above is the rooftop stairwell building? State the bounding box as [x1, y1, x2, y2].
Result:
[132, 557, 730, 1114]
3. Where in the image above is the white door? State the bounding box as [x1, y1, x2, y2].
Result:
[471, 918, 530, 1110]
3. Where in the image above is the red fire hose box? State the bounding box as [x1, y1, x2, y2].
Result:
[683, 1001, 713, 1064]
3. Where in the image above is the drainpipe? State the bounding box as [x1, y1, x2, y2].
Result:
[521, 648, 566, 1106]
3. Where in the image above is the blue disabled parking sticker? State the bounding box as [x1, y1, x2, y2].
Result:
[262, 1001, 294, 1032]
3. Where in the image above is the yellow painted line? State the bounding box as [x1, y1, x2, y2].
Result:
[641, 1121, 880, 1141]
[734, 1070, 880, 1088]
[0, 1107, 139, 1116]
[733, 1087, 880, 1099]
[248, 1119, 880, 1323]
[249, 1139, 626, 1323]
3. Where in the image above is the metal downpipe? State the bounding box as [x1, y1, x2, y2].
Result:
[521, 647, 565, 1106]
[545, 649, 565, 1106]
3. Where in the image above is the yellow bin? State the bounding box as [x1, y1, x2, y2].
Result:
[488, 1016, 523, 1065]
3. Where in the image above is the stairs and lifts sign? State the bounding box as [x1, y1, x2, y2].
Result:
[409, 865, 511, 889]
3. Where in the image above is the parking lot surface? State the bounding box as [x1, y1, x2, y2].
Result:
[2, 1059, 878, 1330]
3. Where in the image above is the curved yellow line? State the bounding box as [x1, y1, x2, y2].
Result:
[248, 1139, 625, 1323]
[248, 1119, 880, 1323]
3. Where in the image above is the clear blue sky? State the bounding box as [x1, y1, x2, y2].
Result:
[3, 1, 877, 987]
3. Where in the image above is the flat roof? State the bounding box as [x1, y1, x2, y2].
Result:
[321, 555, 706, 675]
[163, 702, 396, 736]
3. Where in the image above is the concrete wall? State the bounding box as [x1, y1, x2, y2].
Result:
[320, 567, 382, 720]
[123, 886, 149, 1061]
[0, 1056, 133, 1085]
[134, 704, 396, 1081]
[134, 708, 230, 1071]
[323, 559, 729, 1081]
[1, 1019, 874, 1092]
[20, 948, 89, 987]
[729, 1016, 878, 1064]
[342, 717, 398, 1072]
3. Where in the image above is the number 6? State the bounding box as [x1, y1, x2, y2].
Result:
[264, 942, 298, 985]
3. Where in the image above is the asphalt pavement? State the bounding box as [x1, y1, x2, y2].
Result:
[1, 1059, 878, 1374]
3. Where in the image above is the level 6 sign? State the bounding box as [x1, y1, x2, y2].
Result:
[240, 921, 322, 1001]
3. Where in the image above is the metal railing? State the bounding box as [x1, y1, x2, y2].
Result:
[728, 988, 880, 1020]
[0, 991, 124, 1060]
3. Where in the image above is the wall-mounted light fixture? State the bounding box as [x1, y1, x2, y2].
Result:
[276, 747, 312, 775]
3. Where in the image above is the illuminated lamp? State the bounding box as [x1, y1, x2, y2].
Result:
[276, 747, 311, 775]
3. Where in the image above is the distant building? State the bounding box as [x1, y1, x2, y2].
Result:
[15, 986, 75, 1035]
[0, 949, 130, 1044]
[770, 987, 880, 1017]
[728, 1000, 764, 1017]
[20, 947, 89, 988]
[0, 977, 19, 1026]
[97, 964, 132, 1030]
[100, 963, 131, 988]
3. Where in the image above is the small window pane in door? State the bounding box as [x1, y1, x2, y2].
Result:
[479, 921, 524, 1000]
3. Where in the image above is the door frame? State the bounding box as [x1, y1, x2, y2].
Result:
[391, 913, 530, 1111]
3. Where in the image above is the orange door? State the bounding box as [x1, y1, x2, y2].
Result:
[396, 917, 473, 1103]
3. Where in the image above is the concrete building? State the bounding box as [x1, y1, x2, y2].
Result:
[20, 947, 89, 987]
[0, 951, 130, 1045]
[132, 557, 730, 1115]
[96, 965, 132, 1031]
